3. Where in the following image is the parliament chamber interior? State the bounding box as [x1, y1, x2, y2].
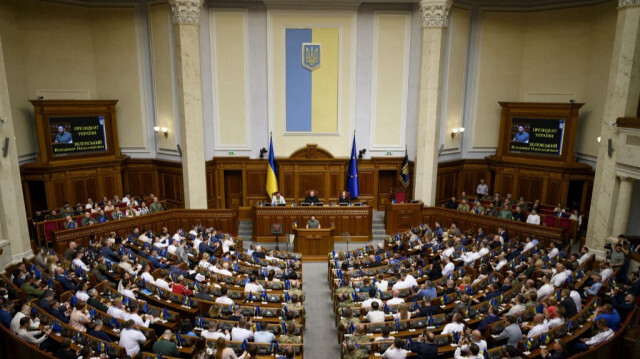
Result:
[1, 0, 640, 358]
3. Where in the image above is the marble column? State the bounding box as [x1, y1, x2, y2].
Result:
[169, 0, 208, 209]
[0, 35, 33, 272]
[414, 0, 452, 206]
[586, 0, 640, 255]
[611, 176, 634, 237]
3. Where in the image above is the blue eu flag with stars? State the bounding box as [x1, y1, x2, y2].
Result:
[347, 134, 359, 198]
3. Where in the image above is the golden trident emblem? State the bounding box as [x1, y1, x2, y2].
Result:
[305, 47, 319, 67]
[301, 43, 321, 71]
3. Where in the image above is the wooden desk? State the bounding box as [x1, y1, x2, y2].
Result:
[252, 204, 372, 242]
[293, 225, 335, 258]
[384, 201, 423, 233]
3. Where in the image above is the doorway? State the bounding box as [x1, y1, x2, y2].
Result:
[224, 170, 243, 209]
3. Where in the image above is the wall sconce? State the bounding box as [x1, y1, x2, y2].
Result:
[597, 136, 601, 143]
[451, 127, 465, 138]
[154, 126, 168, 138]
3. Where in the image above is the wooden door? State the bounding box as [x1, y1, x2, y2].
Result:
[224, 170, 243, 209]
[378, 170, 395, 210]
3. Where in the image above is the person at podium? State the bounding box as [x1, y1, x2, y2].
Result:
[304, 190, 319, 205]
[271, 191, 286, 205]
[338, 191, 349, 205]
[306, 215, 321, 229]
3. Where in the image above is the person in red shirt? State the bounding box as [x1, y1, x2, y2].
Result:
[171, 275, 192, 296]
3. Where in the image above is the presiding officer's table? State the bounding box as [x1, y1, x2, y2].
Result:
[293, 225, 335, 257]
[252, 204, 372, 242]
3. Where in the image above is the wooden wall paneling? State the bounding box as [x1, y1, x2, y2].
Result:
[546, 179, 562, 206]
[298, 172, 324, 200]
[502, 174, 514, 197]
[52, 179, 67, 208]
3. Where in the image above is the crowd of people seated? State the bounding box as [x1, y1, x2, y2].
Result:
[1, 223, 306, 359]
[329, 220, 638, 359]
[32, 193, 165, 225]
[440, 180, 589, 242]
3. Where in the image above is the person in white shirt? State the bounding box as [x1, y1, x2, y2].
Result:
[15, 317, 50, 345]
[506, 295, 526, 316]
[548, 243, 559, 259]
[231, 319, 254, 342]
[155, 275, 171, 291]
[522, 237, 537, 254]
[10, 304, 40, 334]
[213, 262, 234, 277]
[382, 338, 410, 359]
[365, 301, 386, 323]
[570, 290, 582, 312]
[442, 313, 466, 335]
[476, 179, 489, 197]
[599, 262, 613, 283]
[526, 210, 541, 225]
[167, 239, 179, 254]
[442, 257, 455, 278]
[172, 229, 183, 243]
[441, 243, 455, 261]
[271, 192, 286, 205]
[215, 287, 235, 305]
[478, 244, 490, 257]
[494, 254, 508, 272]
[73, 252, 90, 271]
[138, 232, 151, 244]
[454, 343, 483, 359]
[374, 326, 395, 342]
[361, 289, 383, 308]
[392, 275, 412, 291]
[455, 330, 487, 358]
[386, 290, 405, 306]
[140, 265, 155, 285]
[461, 247, 481, 266]
[199, 253, 213, 270]
[121, 195, 131, 205]
[221, 236, 235, 253]
[118, 256, 139, 276]
[76, 282, 90, 302]
[119, 320, 147, 356]
[201, 326, 231, 340]
[107, 298, 131, 321]
[244, 275, 265, 294]
[549, 263, 570, 287]
[128, 304, 150, 328]
[581, 318, 614, 348]
[119, 279, 137, 300]
[537, 275, 555, 300]
[527, 314, 549, 338]
[577, 247, 592, 265]
[375, 273, 389, 292]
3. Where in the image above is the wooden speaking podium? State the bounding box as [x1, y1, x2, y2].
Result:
[292, 225, 335, 260]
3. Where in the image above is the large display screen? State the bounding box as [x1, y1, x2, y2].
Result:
[509, 117, 565, 155]
[49, 116, 108, 156]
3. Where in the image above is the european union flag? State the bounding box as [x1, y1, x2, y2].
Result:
[240, 339, 248, 351]
[347, 134, 359, 198]
[400, 149, 410, 188]
[89, 308, 96, 319]
[175, 332, 182, 346]
[110, 317, 119, 329]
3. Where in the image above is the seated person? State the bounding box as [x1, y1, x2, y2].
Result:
[81, 212, 97, 226]
[306, 215, 321, 229]
[593, 303, 620, 331]
[304, 190, 319, 204]
[572, 318, 614, 353]
[271, 191, 286, 205]
[338, 191, 350, 204]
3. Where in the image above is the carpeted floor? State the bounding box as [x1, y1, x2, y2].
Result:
[301, 262, 341, 358]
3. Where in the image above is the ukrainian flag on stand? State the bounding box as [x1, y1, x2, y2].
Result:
[266, 135, 278, 197]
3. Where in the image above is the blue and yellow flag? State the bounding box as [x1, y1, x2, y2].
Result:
[400, 149, 410, 188]
[266, 136, 278, 196]
[285, 28, 339, 133]
[347, 134, 359, 198]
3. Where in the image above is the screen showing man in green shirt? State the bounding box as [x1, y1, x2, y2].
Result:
[54, 125, 73, 144]
[306, 215, 321, 229]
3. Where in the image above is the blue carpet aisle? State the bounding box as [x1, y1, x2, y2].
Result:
[238, 211, 389, 358]
[301, 262, 341, 358]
